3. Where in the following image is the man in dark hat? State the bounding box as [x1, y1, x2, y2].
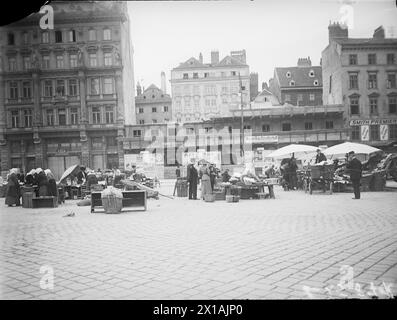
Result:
[346, 151, 363, 199]
[187, 158, 198, 200]
[315, 148, 327, 164]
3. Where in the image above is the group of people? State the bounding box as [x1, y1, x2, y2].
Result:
[4, 168, 58, 207]
[185, 159, 222, 200]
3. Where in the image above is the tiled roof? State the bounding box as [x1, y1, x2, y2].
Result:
[274, 66, 322, 88]
[334, 38, 397, 46]
[174, 55, 247, 70]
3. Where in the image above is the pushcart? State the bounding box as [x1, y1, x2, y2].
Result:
[304, 164, 334, 195]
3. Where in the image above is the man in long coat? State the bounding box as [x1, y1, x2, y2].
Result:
[186, 159, 198, 200]
[346, 151, 363, 199]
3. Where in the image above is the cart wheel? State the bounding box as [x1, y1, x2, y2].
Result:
[329, 182, 333, 195]
[309, 182, 313, 194]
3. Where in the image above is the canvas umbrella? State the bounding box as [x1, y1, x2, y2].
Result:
[197, 159, 210, 165]
[323, 142, 381, 157]
[267, 144, 318, 159]
[58, 164, 80, 183]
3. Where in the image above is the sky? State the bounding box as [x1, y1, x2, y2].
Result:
[128, 0, 397, 94]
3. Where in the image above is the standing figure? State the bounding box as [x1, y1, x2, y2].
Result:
[45, 169, 58, 200]
[221, 169, 231, 182]
[288, 156, 298, 190]
[5, 169, 21, 206]
[315, 149, 327, 164]
[346, 151, 363, 199]
[186, 159, 198, 200]
[36, 168, 49, 196]
[199, 162, 212, 200]
[209, 163, 217, 191]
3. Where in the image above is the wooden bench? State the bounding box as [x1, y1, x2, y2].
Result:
[91, 190, 147, 213]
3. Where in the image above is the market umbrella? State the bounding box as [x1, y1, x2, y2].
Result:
[267, 144, 318, 159]
[58, 164, 80, 183]
[323, 142, 381, 157]
[197, 159, 210, 165]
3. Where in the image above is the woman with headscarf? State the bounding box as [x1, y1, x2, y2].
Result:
[86, 169, 99, 191]
[199, 162, 212, 200]
[45, 169, 58, 199]
[5, 169, 21, 206]
[36, 168, 49, 196]
[25, 169, 36, 186]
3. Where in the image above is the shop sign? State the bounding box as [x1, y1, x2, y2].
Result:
[361, 125, 369, 141]
[380, 125, 389, 141]
[350, 119, 397, 126]
[244, 135, 279, 144]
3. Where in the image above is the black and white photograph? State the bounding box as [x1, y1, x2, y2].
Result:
[0, 0, 397, 306]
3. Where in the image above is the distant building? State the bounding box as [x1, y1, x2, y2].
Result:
[0, 1, 135, 176]
[269, 57, 323, 106]
[250, 88, 280, 109]
[322, 23, 397, 148]
[250, 72, 259, 101]
[135, 80, 172, 125]
[170, 50, 250, 123]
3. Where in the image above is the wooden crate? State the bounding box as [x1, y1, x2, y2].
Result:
[32, 196, 57, 208]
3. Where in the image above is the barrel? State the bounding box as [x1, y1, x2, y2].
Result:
[22, 192, 34, 208]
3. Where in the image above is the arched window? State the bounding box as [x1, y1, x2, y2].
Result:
[309, 70, 315, 77]
[289, 80, 295, 86]
[313, 80, 319, 86]
[286, 71, 291, 78]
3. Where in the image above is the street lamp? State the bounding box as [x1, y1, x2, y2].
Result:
[239, 72, 245, 159]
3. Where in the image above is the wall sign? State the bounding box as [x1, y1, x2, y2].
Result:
[380, 125, 389, 141]
[350, 119, 397, 126]
[361, 125, 369, 141]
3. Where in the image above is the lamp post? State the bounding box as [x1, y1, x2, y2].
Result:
[239, 72, 245, 159]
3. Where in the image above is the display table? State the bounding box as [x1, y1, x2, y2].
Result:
[91, 190, 147, 213]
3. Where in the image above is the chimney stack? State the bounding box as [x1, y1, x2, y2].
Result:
[199, 52, 203, 64]
[373, 26, 385, 39]
[211, 50, 219, 65]
[297, 57, 312, 67]
[161, 71, 166, 94]
[136, 82, 142, 96]
[328, 21, 348, 43]
[230, 49, 246, 64]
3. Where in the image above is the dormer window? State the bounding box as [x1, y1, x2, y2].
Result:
[289, 80, 295, 86]
[309, 70, 315, 77]
[313, 80, 319, 86]
[286, 71, 291, 78]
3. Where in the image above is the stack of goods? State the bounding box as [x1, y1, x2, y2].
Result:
[101, 186, 123, 214]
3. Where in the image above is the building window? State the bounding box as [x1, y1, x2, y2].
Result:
[90, 78, 100, 95]
[349, 54, 357, 65]
[390, 124, 397, 139]
[152, 107, 157, 113]
[183, 73, 189, 79]
[42, 55, 50, 69]
[7, 33, 15, 45]
[41, 32, 49, 43]
[103, 28, 111, 40]
[56, 55, 64, 69]
[8, 57, 17, 71]
[370, 125, 379, 141]
[193, 73, 198, 79]
[138, 107, 144, 114]
[262, 124, 270, 132]
[89, 29, 96, 41]
[282, 123, 291, 131]
[368, 54, 376, 65]
[231, 71, 237, 76]
[351, 126, 360, 141]
[23, 56, 31, 70]
[89, 53, 97, 67]
[369, 97, 378, 115]
[133, 130, 141, 138]
[92, 107, 101, 124]
[289, 80, 295, 86]
[309, 93, 315, 101]
[286, 71, 291, 78]
[46, 109, 54, 126]
[161, 106, 168, 112]
[56, 80, 65, 96]
[389, 96, 397, 114]
[313, 80, 319, 86]
[55, 30, 63, 43]
[9, 81, 18, 99]
[387, 73, 396, 89]
[204, 72, 209, 78]
[325, 121, 334, 129]
[68, 30, 76, 42]
[387, 53, 395, 65]
[329, 75, 332, 93]
[349, 97, 359, 115]
[70, 54, 77, 68]
[58, 108, 67, 125]
[297, 94, 303, 102]
[103, 77, 113, 94]
[70, 108, 78, 125]
[305, 122, 313, 130]
[105, 106, 114, 124]
[23, 109, 32, 127]
[68, 79, 78, 96]
[309, 70, 315, 77]
[152, 119, 158, 124]
[284, 94, 290, 102]
[23, 32, 30, 45]
[43, 80, 52, 97]
[22, 81, 32, 98]
[139, 120, 144, 124]
[11, 110, 19, 128]
[368, 73, 377, 89]
[104, 52, 112, 66]
[349, 73, 358, 90]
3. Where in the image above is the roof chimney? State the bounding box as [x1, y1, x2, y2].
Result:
[161, 71, 166, 94]
[199, 52, 203, 64]
[373, 26, 385, 39]
[297, 57, 312, 67]
[211, 51, 219, 65]
[136, 82, 142, 96]
[328, 21, 348, 43]
[230, 49, 246, 64]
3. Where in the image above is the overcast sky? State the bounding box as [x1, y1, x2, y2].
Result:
[128, 0, 397, 94]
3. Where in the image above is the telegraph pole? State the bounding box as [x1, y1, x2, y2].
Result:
[239, 72, 244, 159]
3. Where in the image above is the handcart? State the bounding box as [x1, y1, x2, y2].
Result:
[305, 164, 334, 195]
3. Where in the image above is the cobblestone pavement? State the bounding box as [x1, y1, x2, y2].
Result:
[1, 182, 397, 300]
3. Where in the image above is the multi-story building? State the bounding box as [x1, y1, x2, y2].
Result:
[269, 57, 323, 106]
[0, 1, 135, 178]
[170, 50, 250, 123]
[135, 81, 172, 125]
[322, 23, 397, 149]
